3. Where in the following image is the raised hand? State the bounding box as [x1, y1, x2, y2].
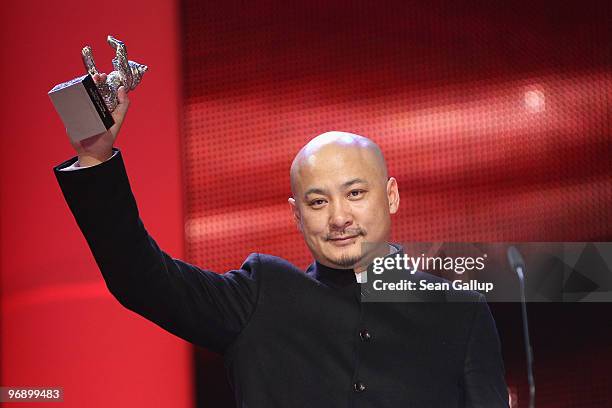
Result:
[69, 72, 130, 167]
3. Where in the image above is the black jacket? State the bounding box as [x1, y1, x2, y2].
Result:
[54, 149, 508, 407]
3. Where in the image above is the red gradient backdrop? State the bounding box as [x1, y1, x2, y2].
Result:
[180, 1, 611, 407]
[181, 1, 611, 272]
[1, 1, 611, 408]
[0, 1, 191, 407]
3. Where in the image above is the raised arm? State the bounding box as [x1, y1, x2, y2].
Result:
[54, 74, 261, 353]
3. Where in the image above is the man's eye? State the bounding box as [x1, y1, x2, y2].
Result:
[348, 190, 365, 199]
[310, 199, 327, 208]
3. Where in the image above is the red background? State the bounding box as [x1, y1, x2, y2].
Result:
[182, 0, 611, 272]
[1, 1, 611, 407]
[181, 1, 611, 407]
[1, 1, 190, 407]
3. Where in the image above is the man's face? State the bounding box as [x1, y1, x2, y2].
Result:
[289, 144, 399, 270]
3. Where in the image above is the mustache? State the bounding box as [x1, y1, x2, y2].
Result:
[326, 227, 366, 240]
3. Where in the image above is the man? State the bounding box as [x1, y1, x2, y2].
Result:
[55, 74, 508, 407]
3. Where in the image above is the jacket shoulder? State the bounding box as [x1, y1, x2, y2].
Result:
[250, 253, 305, 276]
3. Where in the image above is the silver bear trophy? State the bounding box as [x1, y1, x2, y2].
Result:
[81, 35, 148, 112]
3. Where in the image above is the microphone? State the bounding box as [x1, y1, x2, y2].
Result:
[507, 246, 525, 281]
[507, 246, 535, 408]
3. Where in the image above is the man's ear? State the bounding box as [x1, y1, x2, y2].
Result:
[288, 197, 303, 231]
[386, 177, 400, 214]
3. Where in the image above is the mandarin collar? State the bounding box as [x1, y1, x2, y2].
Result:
[307, 261, 357, 289]
[305, 243, 403, 289]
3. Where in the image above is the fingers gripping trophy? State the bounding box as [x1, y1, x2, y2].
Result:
[49, 35, 147, 166]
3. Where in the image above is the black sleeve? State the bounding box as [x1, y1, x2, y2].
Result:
[463, 295, 509, 407]
[54, 148, 261, 354]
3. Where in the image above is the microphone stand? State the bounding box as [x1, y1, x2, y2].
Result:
[508, 247, 535, 408]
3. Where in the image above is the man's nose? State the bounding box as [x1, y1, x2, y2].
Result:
[329, 200, 353, 230]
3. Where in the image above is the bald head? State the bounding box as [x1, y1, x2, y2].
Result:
[290, 131, 388, 197]
[287, 131, 399, 270]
